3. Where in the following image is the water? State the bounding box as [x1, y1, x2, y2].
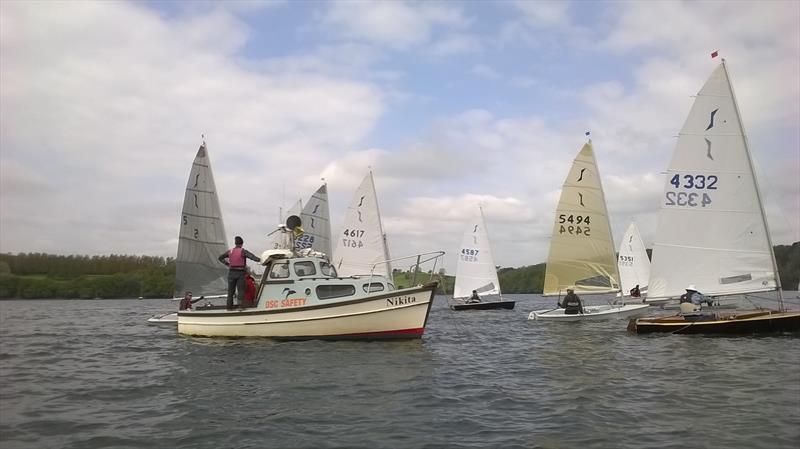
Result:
[1, 295, 799, 449]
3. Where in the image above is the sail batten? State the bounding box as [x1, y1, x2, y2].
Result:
[543, 141, 620, 296]
[648, 61, 779, 300]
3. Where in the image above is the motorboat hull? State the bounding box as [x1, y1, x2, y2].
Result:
[177, 283, 436, 339]
[628, 310, 800, 334]
[528, 303, 650, 321]
[451, 301, 515, 311]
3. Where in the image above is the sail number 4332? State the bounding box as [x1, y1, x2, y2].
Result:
[666, 174, 717, 208]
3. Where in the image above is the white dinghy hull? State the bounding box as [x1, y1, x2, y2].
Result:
[178, 283, 436, 339]
[147, 312, 178, 324]
[528, 303, 650, 321]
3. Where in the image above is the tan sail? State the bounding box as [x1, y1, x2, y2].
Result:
[543, 141, 619, 296]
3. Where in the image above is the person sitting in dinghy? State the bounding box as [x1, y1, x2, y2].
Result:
[680, 285, 713, 307]
[630, 285, 641, 298]
[467, 290, 481, 303]
[179, 291, 203, 311]
[561, 288, 584, 315]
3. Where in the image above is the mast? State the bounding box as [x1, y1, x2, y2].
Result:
[479, 204, 502, 300]
[721, 59, 784, 310]
[369, 169, 393, 279]
[587, 138, 622, 295]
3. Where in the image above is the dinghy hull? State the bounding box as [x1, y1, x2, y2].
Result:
[528, 303, 650, 321]
[451, 301, 515, 311]
[627, 310, 800, 334]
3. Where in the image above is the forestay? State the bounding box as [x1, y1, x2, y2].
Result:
[453, 207, 501, 299]
[174, 142, 229, 298]
[618, 222, 650, 296]
[543, 141, 619, 296]
[333, 171, 392, 278]
[648, 61, 778, 300]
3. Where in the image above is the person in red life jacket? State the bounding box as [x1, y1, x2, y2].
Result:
[560, 288, 584, 315]
[243, 271, 257, 308]
[218, 236, 261, 310]
[179, 291, 203, 311]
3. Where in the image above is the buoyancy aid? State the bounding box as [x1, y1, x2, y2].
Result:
[564, 295, 582, 314]
[229, 247, 245, 269]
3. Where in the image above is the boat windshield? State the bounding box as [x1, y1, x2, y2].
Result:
[269, 261, 290, 279]
[320, 261, 337, 278]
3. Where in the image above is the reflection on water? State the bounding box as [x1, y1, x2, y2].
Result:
[0, 295, 798, 449]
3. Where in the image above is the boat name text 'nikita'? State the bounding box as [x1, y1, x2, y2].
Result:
[387, 295, 416, 306]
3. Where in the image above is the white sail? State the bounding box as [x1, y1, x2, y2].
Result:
[174, 142, 229, 298]
[617, 222, 650, 296]
[453, 208, 501, 299]
[333, 171, 392, 278]
[543, 141, 619, 296]
[299, 184, 332, 256]
[648, 61, 779, 300]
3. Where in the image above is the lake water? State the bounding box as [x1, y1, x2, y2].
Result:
[1, 294, 799, 449]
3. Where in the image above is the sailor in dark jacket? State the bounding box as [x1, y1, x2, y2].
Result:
[561, 288, 584, 315]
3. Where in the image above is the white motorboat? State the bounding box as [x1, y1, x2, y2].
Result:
[178, 249, 444, 339]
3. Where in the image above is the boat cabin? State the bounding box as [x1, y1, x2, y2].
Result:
[254, 250, 396, 311]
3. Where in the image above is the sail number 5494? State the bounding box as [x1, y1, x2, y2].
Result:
[558, 214, 591, 237]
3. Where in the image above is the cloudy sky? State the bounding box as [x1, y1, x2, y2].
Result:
[1, 0, 798, 272]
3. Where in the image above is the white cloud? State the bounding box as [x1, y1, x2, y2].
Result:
[0, 1, 384, 256]
[321, 0, 474, 53]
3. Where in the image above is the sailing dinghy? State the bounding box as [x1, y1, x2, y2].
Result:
[528, 141, 650, 321]
[451, 207, 515, 311]
[629, 59, 800, 334]
[617, 221, 650, 298]
[148, 140, 229, 324]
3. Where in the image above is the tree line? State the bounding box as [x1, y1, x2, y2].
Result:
[0, 254, 175, 299]
[0, 242, 797, 299]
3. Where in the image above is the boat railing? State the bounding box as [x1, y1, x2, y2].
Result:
[368, 251, 446, 289]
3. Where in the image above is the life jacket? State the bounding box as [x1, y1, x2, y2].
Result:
[679, 292, 693, 303]
[244, 275, 257, 303]
[564, 295, 582, 314]
[179, 297, 191, 310]
[229, 247, 245, 269]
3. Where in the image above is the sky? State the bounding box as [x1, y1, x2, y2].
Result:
[1, 0, 798, 273]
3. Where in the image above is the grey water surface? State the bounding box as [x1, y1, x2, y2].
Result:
[1, 295, 799, 449]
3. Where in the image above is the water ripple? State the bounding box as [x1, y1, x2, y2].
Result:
[0, 296, 798, 448]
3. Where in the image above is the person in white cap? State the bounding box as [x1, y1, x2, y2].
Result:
[680, 284, 711, 309]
